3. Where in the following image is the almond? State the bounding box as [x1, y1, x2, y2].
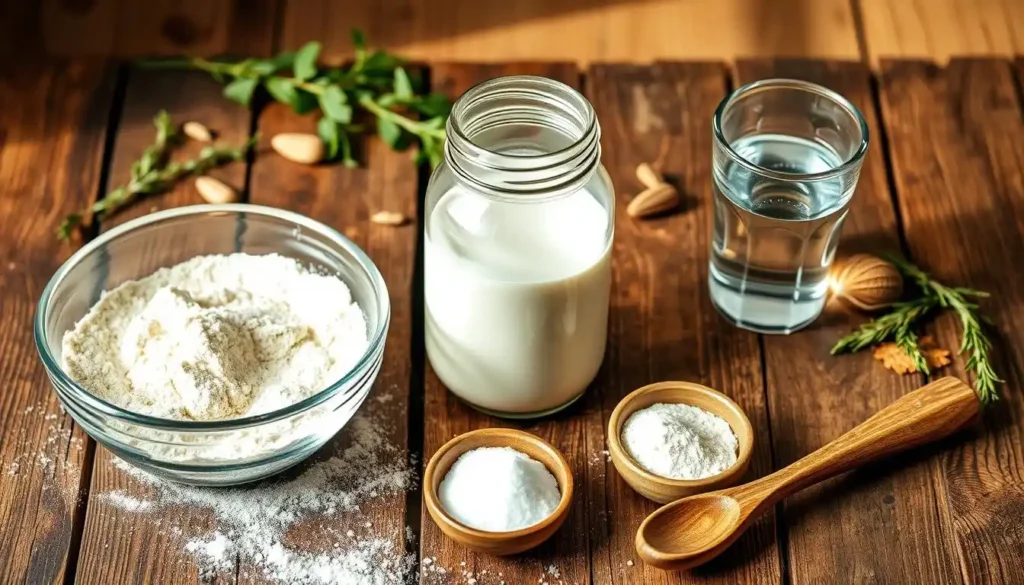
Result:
[370, 211, 408, 226]
[183, 121, 214, 142]
[195, 176, 238, 204]
[636, 162, 664, 189]
[831, 254, 904, 311]
[627, 183, 679, 218]
[271, 133, 324, 164]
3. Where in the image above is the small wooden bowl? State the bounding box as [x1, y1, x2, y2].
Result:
[607, 381, 754, 504]
[423, 428, 574, 555]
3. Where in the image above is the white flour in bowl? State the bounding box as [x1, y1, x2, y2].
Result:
[62, 253, 368, 421]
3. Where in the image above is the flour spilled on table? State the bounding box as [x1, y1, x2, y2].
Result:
[102, 412, 417, 584]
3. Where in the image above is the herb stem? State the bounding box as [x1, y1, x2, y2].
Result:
[139, 32, 452, 168]
[835, 256, 1002, 404]
[357, 96, 447, 139]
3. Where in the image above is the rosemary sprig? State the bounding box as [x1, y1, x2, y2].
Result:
[888, 257, 1002, 402]
[58, 110, 256, 241]
[831, 298, 938, 356]
[142, 31, 451, 168]
[832, 257, 1002, 404]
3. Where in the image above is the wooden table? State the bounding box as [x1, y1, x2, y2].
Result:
[2, 57, 1023, 584]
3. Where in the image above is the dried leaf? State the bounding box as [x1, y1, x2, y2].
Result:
[919, 335, 953, 369]
[873, 343, 917, 375]
[873, 335, 952, 375]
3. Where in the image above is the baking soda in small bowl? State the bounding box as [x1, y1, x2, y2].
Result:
[622, 402, 738, 480]
[438, 446, 561, 532]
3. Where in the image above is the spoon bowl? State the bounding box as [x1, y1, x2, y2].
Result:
[637, 493, 744, 568]
[636, 377, 980, 571]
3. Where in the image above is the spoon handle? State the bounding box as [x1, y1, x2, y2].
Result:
[737, 377, 979, 508]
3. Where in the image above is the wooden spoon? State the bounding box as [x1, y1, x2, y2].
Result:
[635, 377, 980, 571]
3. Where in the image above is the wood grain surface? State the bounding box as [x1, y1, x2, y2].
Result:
[859, 0, 1024, 66]
[420, 62, 596, 585]
[16, 0, 1024, 67]
[2, 56, 1024, 584]
[733, 59, 963, 584]
[73, 68, 258, 585]
[0, 60, 116, 585]
[40, 0, 278, 58]
[878, 57, 1024, 585]
[280, 0, 860, 64]
[585, 61, 780, 585]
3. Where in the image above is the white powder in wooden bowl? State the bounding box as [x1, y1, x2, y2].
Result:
[438, 447, 561, 532]
[621, 402, 738, 479]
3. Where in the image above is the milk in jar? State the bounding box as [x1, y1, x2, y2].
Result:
[424, 75, 613, 418]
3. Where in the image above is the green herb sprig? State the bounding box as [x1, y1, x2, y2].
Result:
[831, 297, 939, 370]
[58, 110, 255, 241]
[832, 257, 1002, 404]
[143, 31, 451, 168]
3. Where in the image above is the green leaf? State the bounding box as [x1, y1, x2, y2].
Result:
[363, 51, 402, 74]
[224, 77, 259, 106]
[293, 91, 319, 114]
[271, 51, 297, 70]
[130, 158, 143, 181]
[57, 214, 82, 241]
[153, 110, 174, 143]
[421, 116, 446, 131]
[393, 67, 413, 100]
[319, 86, 352, 123]
[266, 78, 318, 113]
[377, 117, 402, 148]
[338, 131, 357, 168]
[249, 59, 279, 75]
[376, 93, 399, 108]
[135, 152, 156, 178]
[412, 93, 452, 118]
[265, 77, 297, 105]
[317, 117, 340, 160]
[351, 29, 366, 51]
[293, 42, 321, 81]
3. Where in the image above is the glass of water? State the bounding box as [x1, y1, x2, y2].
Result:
[709, 79, 868, 334]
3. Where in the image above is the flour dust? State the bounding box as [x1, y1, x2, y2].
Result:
[101, 412, 417, 584]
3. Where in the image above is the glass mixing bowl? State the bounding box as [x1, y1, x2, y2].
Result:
[34, 205, 390, 485]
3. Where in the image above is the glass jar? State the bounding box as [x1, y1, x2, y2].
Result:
[425, 75, 614, 419]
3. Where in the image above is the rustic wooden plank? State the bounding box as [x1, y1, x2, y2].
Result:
[585, 62, 780, 584]
[858, 0, 1024, 68]
[244, 89, 419, 579]
[279, 0, 860, 63]
[41, 0, 278, 57]
[74, 68, 256, 585]
[0, 61, 117, 584]
[733, 59, 961, 584]
[878, 58, 1024, 585]
[420, 62, 599, 585]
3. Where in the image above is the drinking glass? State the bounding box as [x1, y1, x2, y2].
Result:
[709, 79, 869, 334]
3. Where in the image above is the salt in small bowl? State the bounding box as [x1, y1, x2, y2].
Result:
[422, 428, 574, 555]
